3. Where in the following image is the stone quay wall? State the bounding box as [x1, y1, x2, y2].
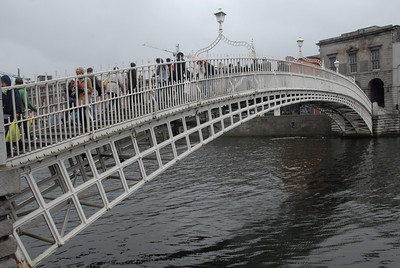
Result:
[225, 114, 400, 137]
[225, 114, 333, 137]
[0, 167, 20, 268]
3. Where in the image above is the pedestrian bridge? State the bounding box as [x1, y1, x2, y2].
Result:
[2, 56, 372, 266]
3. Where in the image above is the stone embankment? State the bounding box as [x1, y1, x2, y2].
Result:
[0, 167, 20, 268]
[226, 114, 400, 137]
[226, 114, 333, 137]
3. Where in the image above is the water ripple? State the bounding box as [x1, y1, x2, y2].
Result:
[40, 137, 400, 267]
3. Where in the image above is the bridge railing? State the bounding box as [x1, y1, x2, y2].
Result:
[1, 56, 370, 164]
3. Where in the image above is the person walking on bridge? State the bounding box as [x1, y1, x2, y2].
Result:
[165, 58, 174, 106]
[155, 58, 168, 107]
[173, 52, 186, 83]
[173, 52, 188, 105]
[105, 67, 124, 119]
[127, 62, 137, 93]
[75, 67, 93, 106]
[205, 61, 215, 97]
[87, 67, 102, 97]
[2, 75, 22, 122]
[2, 75, 22, 155]
[75, 67, 93, 130]
[16, 77, 36, 141]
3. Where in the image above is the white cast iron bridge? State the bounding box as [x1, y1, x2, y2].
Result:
[2, 56, 372, 266]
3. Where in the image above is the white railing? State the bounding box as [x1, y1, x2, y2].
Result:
[1, 56, 372, 163]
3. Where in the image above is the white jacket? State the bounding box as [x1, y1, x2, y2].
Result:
[106, 73, 124, 95]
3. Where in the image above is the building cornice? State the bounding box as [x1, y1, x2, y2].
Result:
[317, 25, 399, 46]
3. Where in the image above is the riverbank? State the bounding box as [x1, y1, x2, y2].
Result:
[225, 114, 333, 137]
[224, 113, 400, 137]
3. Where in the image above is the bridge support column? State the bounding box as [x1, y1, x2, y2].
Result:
[0, 167, 21, 268]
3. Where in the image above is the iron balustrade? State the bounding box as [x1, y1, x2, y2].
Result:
[1, 56, 372, 165]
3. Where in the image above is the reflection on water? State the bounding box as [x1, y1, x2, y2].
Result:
[40, 136, 400, 267]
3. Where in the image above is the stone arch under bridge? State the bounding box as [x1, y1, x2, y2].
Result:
[3, 57, 373, 266]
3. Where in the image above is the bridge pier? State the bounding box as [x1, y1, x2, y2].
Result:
[0, 167, 20, 268]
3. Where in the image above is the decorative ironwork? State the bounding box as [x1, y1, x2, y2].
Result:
[287, 37, 324, 67]
[194, 8, 256, 58]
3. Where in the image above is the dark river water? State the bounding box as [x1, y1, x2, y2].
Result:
[40, 136, 400, 267]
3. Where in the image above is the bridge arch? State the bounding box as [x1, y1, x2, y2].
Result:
[3, 57, 373, 266]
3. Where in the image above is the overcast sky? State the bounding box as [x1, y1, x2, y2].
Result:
[1, 0, 399, 79]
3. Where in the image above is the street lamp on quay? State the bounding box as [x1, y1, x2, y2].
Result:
[194, 8, 256, 58]
[334, 60, 340, 73]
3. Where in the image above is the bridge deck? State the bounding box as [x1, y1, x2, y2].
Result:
[2, 56, 372, 167]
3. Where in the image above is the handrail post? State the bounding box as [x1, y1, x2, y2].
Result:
[0, 82, 6, 165]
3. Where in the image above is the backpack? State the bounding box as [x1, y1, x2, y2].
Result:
[67, 80, 76, 98]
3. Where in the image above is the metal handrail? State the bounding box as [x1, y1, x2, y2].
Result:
[1, 56, 372, 165]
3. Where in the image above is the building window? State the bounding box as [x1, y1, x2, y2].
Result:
[349, 53, 357, 72]
[329, 56, 336, 71]
[371, 49, 380, 69]
[298, 64, 304, 74]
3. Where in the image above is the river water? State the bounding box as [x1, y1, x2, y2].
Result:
[40, 136, 400, 267]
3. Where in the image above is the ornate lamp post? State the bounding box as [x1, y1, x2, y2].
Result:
[291, 37, 324, 68]
[297, 37, 304, 59]
[214, 8, 226, 33]
[194, 8, 256, 58]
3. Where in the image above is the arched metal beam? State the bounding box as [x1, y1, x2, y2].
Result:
[194, 33, 256, 58]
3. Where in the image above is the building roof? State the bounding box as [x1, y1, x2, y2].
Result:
[316, 25, 400, 46]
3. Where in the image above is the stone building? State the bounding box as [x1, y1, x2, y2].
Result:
[317, 25, 400, 135]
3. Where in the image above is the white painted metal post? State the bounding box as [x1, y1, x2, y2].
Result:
[0, 82, 6, 165]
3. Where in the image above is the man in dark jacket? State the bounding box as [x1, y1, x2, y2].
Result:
[2, 75, 22, 155]
[172, 52, 187, 104]
[87, 67, 102, 96]
[205, 61, 216, 97]
[2, 75, 22, 122]
[173, 52, 186, 83]
[127, 62, 137, 92]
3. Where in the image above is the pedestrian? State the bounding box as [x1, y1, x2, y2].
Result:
[228, 63, 234, 74]
[156, 58, 168, 86]
[166, 58, 173, 84]
[75, 67, 93, 106]
[173, 52, 187, 105]
[195, 60, 206, 97]
[217, 62, 226, 76]
[155, 58, 168, 107]
[196, 60, 205, 80]
[2, 75, 22, 155]
[235, 61, 242, 73]
[16, 78, 36, 114]
[15, 77, 36, 140]
[127, 62, 137, 92]
[105, 67, 124, 112]
[165, 58, 174, 106]
[75, 67, 93, 130]
[173, 52, 186, 83]
[205, 61, 215, 96]
[261, 58, 271, 71]
[87, 67, 102, 97]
